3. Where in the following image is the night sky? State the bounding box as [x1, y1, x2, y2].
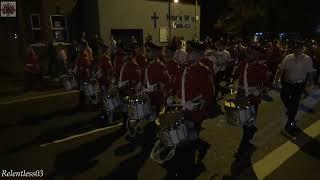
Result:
[198, 0, 320, 36]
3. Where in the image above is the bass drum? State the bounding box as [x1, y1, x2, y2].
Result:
[224, 98, 255, 126]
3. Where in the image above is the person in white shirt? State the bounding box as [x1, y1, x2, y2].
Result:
[274, 40, 314, 137]
[214, 41, 232, 98]
[173, 42, 187, 65]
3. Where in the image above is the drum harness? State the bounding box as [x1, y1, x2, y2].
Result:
[150, 66, 203, 164]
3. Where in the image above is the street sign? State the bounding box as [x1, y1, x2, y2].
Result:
[1, 1, 16, 17]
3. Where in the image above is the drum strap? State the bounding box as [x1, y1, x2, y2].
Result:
[145, 67, 151, 88]
[244, 63, 249, 97]
[182, 66, 188, 104]
[150, 140, 176, 164]
[118, 62, 128, 87]
[243, 63, 260, 97]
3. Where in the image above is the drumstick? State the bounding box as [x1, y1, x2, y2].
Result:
[192, 95, 203, 102]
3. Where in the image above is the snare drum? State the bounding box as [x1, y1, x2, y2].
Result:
[128, 94, 152, 120]
[224, 98, 255, 126]
[158, 110, 196, 147]
[82, 82, 99, 105]
[102, 91, 122, 112]
[61, 75, 78, 91]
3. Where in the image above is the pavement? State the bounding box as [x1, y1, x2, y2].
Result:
[0, 88, 319, 180]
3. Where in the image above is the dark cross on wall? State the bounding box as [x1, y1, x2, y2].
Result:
[151, 12, 159, 29]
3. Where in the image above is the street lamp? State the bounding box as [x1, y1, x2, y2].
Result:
[168, 0, 179, 46]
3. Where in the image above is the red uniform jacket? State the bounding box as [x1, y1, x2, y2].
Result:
[119, 60, 142, 97]
[200, 57, 215, 74]
[97, 54, 115, 86]
[145, 60, 171, 108]
[24, 53, 40, 74]
[135, 53, 149, 71]
[164, 59, 180, 88]
[76, 52, 91, 81]
[234, 61, 269, 105]
[174, 62, 215, 124]
[113, 53, 126, 76]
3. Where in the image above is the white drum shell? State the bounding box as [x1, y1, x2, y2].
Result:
[129, 102, 152, 120]
[226, 105, 255, 126]
[161, 123, 189, 147]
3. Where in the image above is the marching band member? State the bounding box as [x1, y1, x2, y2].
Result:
[172, 43, 214, 164]
[76, 50, 92, 107]
[133, 44, 149, 71]
[113, 44, 127, 77]
[145, 46, 171, 114]
[118, 49, 143, 129]
[162, 44, 213, 179]
[233, 44, 269, 158]
[163, 49, 180, 81]
[118, 49, 143, 96]
[76, 50, 91, 83]
[97, 45, 115, 90]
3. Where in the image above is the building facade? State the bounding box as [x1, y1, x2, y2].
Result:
[0, 0, 79, 77]
[97, 0, 200, 48]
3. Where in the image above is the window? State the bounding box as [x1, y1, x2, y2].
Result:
[50, 15, 68, 42]
[30, 14, 41, 42]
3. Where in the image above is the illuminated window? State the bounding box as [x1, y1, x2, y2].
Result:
[50, 15, 68, 42]
[30, 14, 41, 42]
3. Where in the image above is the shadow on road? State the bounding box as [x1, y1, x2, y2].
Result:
[7, 117, 108, 154]
[48, 127, 126, 179]
[291, 129, 320, 160]
[222, 150, 258, 180]
[99, 122, 157, 180]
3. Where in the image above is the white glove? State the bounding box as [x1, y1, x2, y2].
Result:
[273, 81, 282, 89]
[183, 101, 194, 111]
[118, 81, 128, 88]
[166, 96, 174, 106]
[135, 82, 142, 91]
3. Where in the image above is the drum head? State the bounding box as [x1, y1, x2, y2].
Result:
[159, 111, 184, 130]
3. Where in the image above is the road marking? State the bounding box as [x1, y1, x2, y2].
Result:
[253, 120, 320, 180]
[40, 123, 122, 147]
[0, 90, 79, 105]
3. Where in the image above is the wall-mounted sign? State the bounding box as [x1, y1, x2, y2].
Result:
[159, 27, 168, 43]
[167, 14, 195, 22]
[172, 22, 192, 29]
[167, 14, 193, 29]
[1, 1, 16, 17]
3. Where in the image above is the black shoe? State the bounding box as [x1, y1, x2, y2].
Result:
[234, 143, 256, 159]
[281, 129, 297, 140]
[197, 141, 211, 163]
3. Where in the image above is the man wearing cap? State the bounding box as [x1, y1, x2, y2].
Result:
[96, 46, 115, 89]
[133, 44, 149, 71]
[118, 49, 142, 97]
[145, 46, 171, 114]
[171, 47, 214, 165]
[113, 44, 127, 77]
[233, 45, 269, 158]
[274, 41, 314, 137]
